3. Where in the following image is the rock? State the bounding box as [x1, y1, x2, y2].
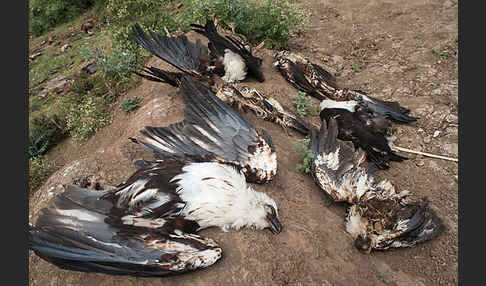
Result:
[47, 36, 56, 44]
[61, 44, 71, 53]
[38, 75, 70, 97]
[431, 88, 441, 96]
[30, 86, 44, 96]
[81, 20, 94, 34]
[29, 52, 43, 61]
[81, 61, 98, 74]
[331, 55, 345, 70]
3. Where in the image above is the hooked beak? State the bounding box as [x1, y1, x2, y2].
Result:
[266, 214, 282, 234]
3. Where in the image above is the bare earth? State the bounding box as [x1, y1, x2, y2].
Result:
[28, 0, 458, 285]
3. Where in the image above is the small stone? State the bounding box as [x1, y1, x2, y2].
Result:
[433, 130, 441, 137]
[431, 88, 442, 96]
[416, 160, 425, 167]
[61, 44, 71, 53]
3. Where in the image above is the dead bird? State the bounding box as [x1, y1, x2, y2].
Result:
[215, 84, 312, 135]
[132, 21, 264, 86]
[191, 20, 264, 83]
[129, 76, 277, 184]
[132, 23, 213, 86]
[309, 117, 444, 253]
[274, 50, 418, 123]
[319, 99, 407, 170]
[29, 156, 281, 277]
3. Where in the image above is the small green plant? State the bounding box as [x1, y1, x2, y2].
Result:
[294, 138, 314, 174]
[402, 65, 418, 72]
[293, 92, 316, 117]
[63, 93, 111, 142]
[335, 12, 340, 17]
[378, 270, 389, 284]
[432, 49, 452, 59]
[351, 65, 362, 73]
[120, 97, 142, 113]
[29, 156, 55, 193]
[28, 114, 68, 159]
[71, 75, 96, 95]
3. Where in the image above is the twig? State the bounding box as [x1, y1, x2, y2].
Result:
[391, 146, 458, 162]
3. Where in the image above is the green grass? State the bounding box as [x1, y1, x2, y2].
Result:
[351, 65, 362, 73]
[28, 0, 310, 179]
[402, 65, 418, 72]
[63, 93, 112, 143]
[120, 97, 142, 113]
[293, 92, 316, 117]
[432, 49, 452, 59]
[29, 156, 55, 193]
[29, 0, 102, 37]
[294, 138, 314, 174]
[378, 270, 389, 284]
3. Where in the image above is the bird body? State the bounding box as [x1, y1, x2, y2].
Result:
[216, 84, 312, 135]
[130, 76, 278, 184]
[221, 49, 247, 82]
[29, 157, 281, 276]
[133, 21, 263, 85]
[274, 51, 418, 123]
[309, 118, 444, 252]
[319, 100, 407, 169]
[191, 20, 264, 82]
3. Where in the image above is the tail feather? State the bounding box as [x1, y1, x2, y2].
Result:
[358, 95, 418, 123]
[393, 198, 445, 247]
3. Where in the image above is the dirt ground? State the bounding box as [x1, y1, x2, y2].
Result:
[28, 0, 458, 285]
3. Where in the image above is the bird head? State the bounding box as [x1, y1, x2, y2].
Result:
[243, 192, 282, 234]
[354, 234, 372, 254]
[263, 203, 282, 234]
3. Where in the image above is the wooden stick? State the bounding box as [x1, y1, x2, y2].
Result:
[391, 146, 458, 162]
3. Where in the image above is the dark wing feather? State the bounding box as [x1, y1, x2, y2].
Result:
[319, 108, 407, 170]
[357, 94, 418, 123]
[134, 66, 183, 87]
[30, 185, 221, 276]
[132, 23, 209, 77]
[101, 159, 191, 221]
[133, 76, 261, 165]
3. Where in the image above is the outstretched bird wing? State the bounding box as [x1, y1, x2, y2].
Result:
[274, 51, 418, 123]
[29, 185, 222, 276]
[132, 23, 209, 78]
[131, 76, 277, 183]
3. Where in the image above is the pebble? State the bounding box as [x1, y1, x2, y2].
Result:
[433, 130, 441, 137]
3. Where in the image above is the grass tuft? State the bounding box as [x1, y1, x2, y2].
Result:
[294, 138, 314, 174]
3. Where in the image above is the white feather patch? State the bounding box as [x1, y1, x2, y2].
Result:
[222, 49, 247, 82]
[171, 162, 277, 231]
[320, 99, 358, 112]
